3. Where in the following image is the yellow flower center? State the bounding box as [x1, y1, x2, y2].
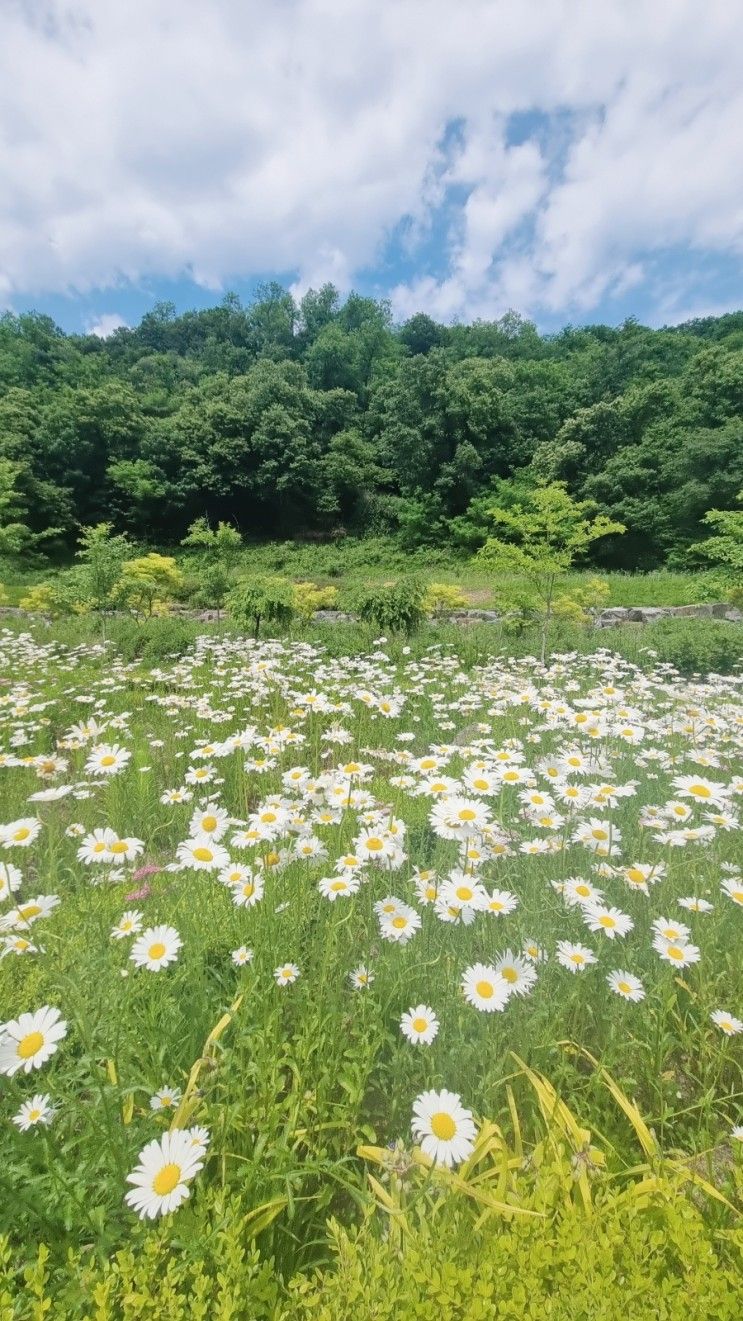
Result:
[503, 771, 519, 782]
[599, 915, 616, 928]
[201, 816, 217, 831]
[591, 828, 608, 841]
[617, 981, 631, 995]
[241, 883, 254, 898]
[100, 755, 116, 767]
[570, 954, 585, 965]
[366, 837, 384, 851]
[391, 916, 407, 929]
[93, 842, 107, 853]
[626, 868, 645, 883]
[18, 904, 41, 920]
[430, 1112, 456, 1141]
[28, 1108, 42, 1121]
[476, 980, 494, 998]
[18, 1031, 44, 1059]
[420, 759, 436, 770]
[330, 880, 346, 892]
[148, 942, 167, 960]
[13, 828, 31, 841]
[472, 779, 489, 791]
[666, 945, 684, 961]
[110, 841, 128, 854]
[689, 784, 710, 797]
[153, 1163, 181, 1196]
[501, 967, 518, 984]
[411, 1017, 428, 1033]
[576, 885, 591, 897]
[455, 886, 473, 901]
[193, 847, 213, 862]
[458, 809, 477, 822]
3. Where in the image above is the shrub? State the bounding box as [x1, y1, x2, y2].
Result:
[354, 577, 427, 634]
[117, 554, 185, 618]
[293, 580, 339, 619]
[422, 582, 469, 615]
[226, 575, 296, 637]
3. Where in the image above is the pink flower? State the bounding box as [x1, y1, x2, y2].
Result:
[125, 883, 153, 902]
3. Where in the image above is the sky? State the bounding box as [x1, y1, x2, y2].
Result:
[1, 0, 742, 337]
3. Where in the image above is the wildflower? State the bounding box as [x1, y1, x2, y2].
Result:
[721, 878, 743, 907]
[710, 1010, 743, 1036]
[12, 1093, 57, 1131]
[556, 942, 598, 973]
[111, 910, 144, 940]
[350, 965, 374, 989]
[318, 874, 361, 900]
[231, 945, 253, 966]
[411, 1089, 477, 1168]
[0, 817, 42, 848]
[150, 1086, 183, 1111]
[678, 896, 713, 913]
[461, 963, 511, 1012]
[130, 925, 182, 972]
[124, 1130, 205, 1219]
[274, 962, 300, 986]
[85, 744, 131, 776]
[230, 874, 264, 908]
[176, 837, 229, 872]
[607, 970, 645, 1002]
[0, 1006, 67, 1076]
[495, 951, 538, 996]
[671, 775, 729, 806]
[653, 937, 701, 967]
[1, 895, 60, 931]
[379, 906, 421, 945]
[584, 906, 634, 939]
[400, 1005, 439, 1045]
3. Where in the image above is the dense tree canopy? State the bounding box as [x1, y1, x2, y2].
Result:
[0, 290, 741, 568]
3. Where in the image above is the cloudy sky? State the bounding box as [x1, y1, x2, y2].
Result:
[2, 0, 742, 334]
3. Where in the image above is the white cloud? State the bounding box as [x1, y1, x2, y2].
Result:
[0, 0, 741, 320]
[86, 312, 129, 338]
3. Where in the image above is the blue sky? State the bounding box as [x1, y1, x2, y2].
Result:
[2, 2, 742, 336]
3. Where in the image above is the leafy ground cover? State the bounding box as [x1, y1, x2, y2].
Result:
[0, 621, 741, 1314]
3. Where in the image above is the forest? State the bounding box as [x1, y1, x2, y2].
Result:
[1, 285, 742, 570]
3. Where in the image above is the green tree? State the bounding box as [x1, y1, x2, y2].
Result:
[478, 483, 625, 662]
[689, 493, 743, 605]
[73, 522, 132, 632]
[181, 517, 243, 616]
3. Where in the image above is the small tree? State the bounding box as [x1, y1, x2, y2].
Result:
[74, 523, 131, 634]
[181, 518, 243, 618]
[226, 576, 296, 638]
[477, 483, 624, 662]
[117, 554, 184, 619]
[689, 493, 743, 606]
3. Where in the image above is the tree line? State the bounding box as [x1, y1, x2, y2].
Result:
[0, 284, 741, 569]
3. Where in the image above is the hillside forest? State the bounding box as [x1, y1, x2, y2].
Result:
[1, 286, 742, 570]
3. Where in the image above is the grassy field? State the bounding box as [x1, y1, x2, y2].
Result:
[0, 613, 741, 1314]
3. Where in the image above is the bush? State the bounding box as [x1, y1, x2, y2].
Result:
[292, 580, 339, 619]
[226, 575, 296, 637]
[354, 577, 427, 634]
[422, 582, 469, 615]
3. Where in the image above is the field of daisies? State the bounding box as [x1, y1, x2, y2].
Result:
[1, 621, 742, 1314]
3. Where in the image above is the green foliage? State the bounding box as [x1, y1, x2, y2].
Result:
[0, 295, 742, 566]
[181, 517, 244, 614]
[632, 617, 743, 675]
[478, 483, 624, 660]
[688, 493, 743, 605]
[289, 1194, 743, 1321]
[422, 581, 469, 614]
[292, 580, 339, 619]
[226, 574, 297, 636]
[354, 576, 427, 634]
[117, 553, 184, 618]
[73, 523, 132, 618]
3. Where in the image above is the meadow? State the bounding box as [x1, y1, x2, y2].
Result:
[1, 614, 742, 1317]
